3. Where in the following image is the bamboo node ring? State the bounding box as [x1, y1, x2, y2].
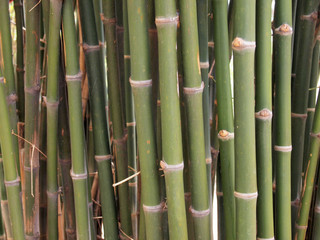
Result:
[274, 23, 293, 36]
[126, 122, 136, 127]
[291, 112, 308, 118]
[113, 134, 128, 145]
[129, 78, 152, 88]
[206, 158, 212, 164]
[232, 37, 256, 51]
[143, 202, 164, 213]
[82, 43, 100, 53]
[295, 223, 308, 230]
[155, 15, 179, 25]
[94, 155, 113, 163]
[301, 11, 318, 21]
[208, 41, 214, 48]
[314, 206, 320, 213]
[124, 55, 131, 59]
[307, 108, 315, 112]
[255, 108, 273, 120]
[129, 182, 137, 187]
[16, 67, 25, 72]
[189, 206, 210, 217]
[218, 130, 234, 141]
[70, 170, 87, 180]
[216, 192, 223, 197]
[43, 97, 59, 108]
[4, 177, 20, 187]
[274, 145, 292, 152]
[160, 160, 184, 173]
[66, 72, 83, 82]
[100, 13, 117, 25]
[25, 85, 41, 94]
[200, 61, 210, 69]
[183, 81, 204, 95]
[7, 93, 18, 105]
[46, 190, 58, 198]
[310, 132, 320, 139]
[234, 191, 258, 200]
[257, 237, 275, 240]
[0, 77, 4, 83]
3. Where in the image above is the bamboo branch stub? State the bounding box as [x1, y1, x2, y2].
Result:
[300, 11, 318, 21]
[206, 158, 212, 164]
[232, 37, 256, 51]
[217, 130, 234, 141]
[309, 132, 320, 138]
[160, 160, 184, 173]
[189, 206, 210, 217]
[274, 24, 293, 36]
[234, 191, 258, 200]
[274, 145, 293, 152]
[255, 108, 273, 120]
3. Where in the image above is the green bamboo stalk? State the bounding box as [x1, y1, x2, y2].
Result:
[212, 0, 236, 239]
[179, 0, 210, 238]
[290, 0, 319, 229]
[24, 0, 41, 238]
[122, 0, 138, 237]
[311, 165, 320, 239]
[154, 1, 188, 239]
[46, 1, 62, 239]
[295, 89, 320, 239]
[57, 64, 76, 240]
[68, 0, 118, 238]
[232, 0, 257, 239]
[13, 0, 25, 122]
[273, 0, 293, 237]
[0, 68, 24, 240]
[101, 0, 132, 236]
[255, 0, 274, 238]
[127, 0, 163, 238]
[302, 37, 320, 176]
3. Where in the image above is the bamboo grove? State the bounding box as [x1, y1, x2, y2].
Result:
[1, 0, 320, 239]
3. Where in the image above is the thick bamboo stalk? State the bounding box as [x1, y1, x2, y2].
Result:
[155, 1, 188, 239]
[101, 0, 132, 236]
[24, 0, 41, 238]
[290, 0, 319, 228]
[127, 0, 163, 238]
[122, 0, 138, 237]
[255, 0, 274, 238]
[273, 0, 293, 237]
[179, 0, 210, 238]
[232, 0, 257, 239]
[295, 90, 320, 239]
[212, 0, 236, 239]
[46, 1, 62, 239]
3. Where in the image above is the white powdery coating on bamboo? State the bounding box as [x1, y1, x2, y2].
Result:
[4, 177, 20, 187]
[189, 206, 210, 217]
[129, 78, 152, 88]
[234, 191, 258, 200]
[143, 202, 164, 213]
[155, 15, 179, 26]
[200, 61, 210, 69]
[160, 160, 184, 173]
[217, 130, 234, 141]
[301, 11, 318, 21]
[274, 23, 293, 36]
[274, 145, 292, 152]
[183, 81, 204, 95]
[70, 170, 87, 180]
[291, 112, 308, 119]
[66, 72, 83, 82]
[295, 223, 308, 230]
[94, 155, 113, 163]
[232, 37, 256, 51]
[255, 108, 273, 121]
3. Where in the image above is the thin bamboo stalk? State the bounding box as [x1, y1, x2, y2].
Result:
[179, 0, 210, 238]
[24, 0, 41, 238]
[273, 0, 293, 237]
[155, 1, 188, 239]
[311, 165, 320, 239]
[212, 0, 236, 239]
[255, 0, 274, 238]
[232, 0, 257, 239]
[127, 0, 163, 238]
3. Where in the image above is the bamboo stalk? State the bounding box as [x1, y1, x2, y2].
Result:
[290, 0, 319, 229]
[273, 0, 293, 237]
[154, 1, 188, 239]
[311, 165, 320, 239]
[179, 0, 210, 238]
[24, 0, 41, 238]
[101, 0, 132, 236]
[212, 0, 236, 239]
[255, 0, 274, 238]
[127, 0, 163, 238]
[232, 0, 257, 239]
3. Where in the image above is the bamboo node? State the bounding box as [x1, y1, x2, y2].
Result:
[218, 130, 234, 141]
[208, 41, 214, 48]
[82, 43, 100, 53]
[66, 72, 83, 82]
[113, 134, 128, 145]
[211, 147, 219, 157]
[189, 206, 210, 217]
[4, 177, 20, 187]
[155, 15, 179, 26]
[129, 77, 152, 88]
[128, 182, 137, 187]
[216, 192, 223, 197]
[14, 2, 23, 7]
[43, 97, 59, 108]
[314, 206, 320, 213]
[274, 24, 293, 36]
[200, 61, 210, 69]
[291, 198, 300, 206]
[126, 122, 136, 127]
[291, 112, 308, 119]
[70, 170, 87, 180]
[7, 93, 18, 105]
[157, 100, 161, 106]
[0, 77, 4, 83]
[206, 158, 212, 164]
[274, 145, 292, 152]
[307, 108, 315, 112]
[185, 192, 191, 199]
[183, 81, 204, 95]
[124, 55, 131, 59]
[100, 14, 117, 25]
[16, 67, 25, 72]
[255, 108, 273, 120]
[94, 155, 113, 163]
[25, 85, 41, 95]
[232, 37, 256, 51]
[160, 160, 184, 173]
[295, 223, 308, 230]
[310, 132, 320, 139]
[257, 237, 275, 240]
[234, 191, 258, 200]
[301, 11, 318, 22]
[143, 202, 165, 213]
[46, 190, 58, 198]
